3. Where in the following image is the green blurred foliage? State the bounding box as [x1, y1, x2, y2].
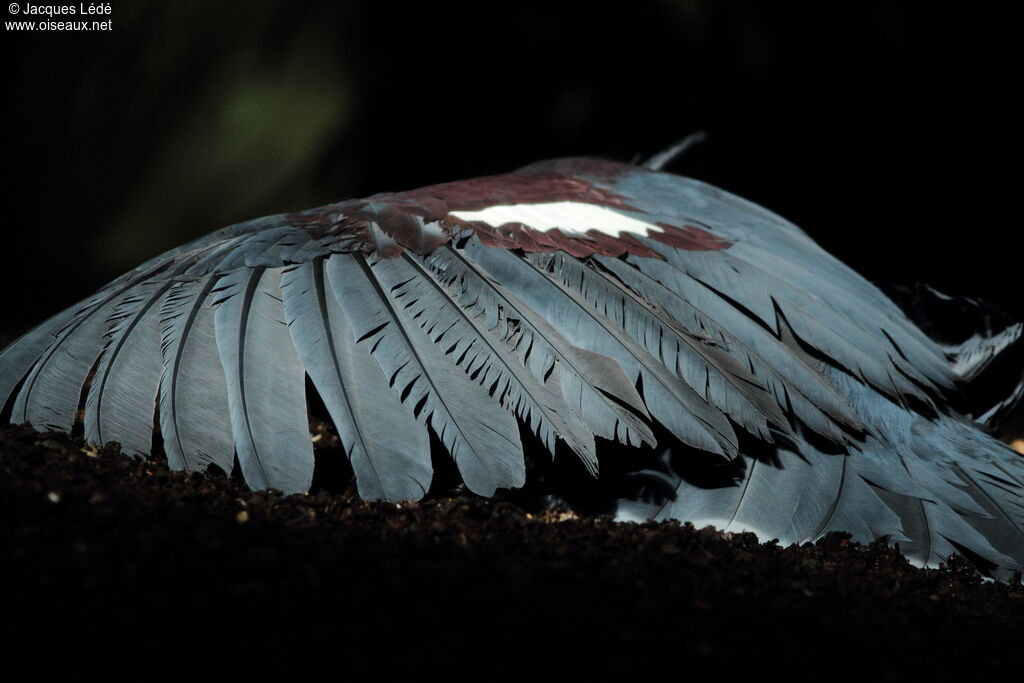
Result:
[4, 0, 357, 281]
[95, 9, 352, 268]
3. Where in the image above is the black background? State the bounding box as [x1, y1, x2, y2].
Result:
[3, 5, 1024, 673]
[0, 1, 1017, 334]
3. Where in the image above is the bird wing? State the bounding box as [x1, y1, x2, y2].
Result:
[2, 157, 1022, 577]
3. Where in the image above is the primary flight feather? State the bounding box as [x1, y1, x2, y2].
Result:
[2, 155, 1022, 579]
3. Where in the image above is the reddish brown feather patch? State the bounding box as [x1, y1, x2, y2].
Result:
[387, 169, 637, 213]
[285, 163, 729, 259]
[581, 230, 663, 259]
[649, 224, 731, 251]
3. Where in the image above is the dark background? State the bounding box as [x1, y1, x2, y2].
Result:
[0, 1, 1017, 335]
[4, 5, 1024, 673]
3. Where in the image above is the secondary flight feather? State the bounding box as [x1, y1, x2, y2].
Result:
[2, 153, 1022, 579]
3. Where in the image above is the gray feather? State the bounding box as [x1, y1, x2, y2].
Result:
[427, 243, 655, 448]
[642, 131, 707, 170]
[213, 267, 314, 493]
[944, 428, 1024, 568]
[612, 170, 945, 363]
[282, 258, 433, 501]
[83, 280, 169, 456]
[387, 252, 598, 472]
[651, 440, 909, 548]
[596, 254, 861, 441]
[158, 277, 235, 474]
[463, 238, 738, 458]
[947, 324, 1023, 381]
[822, 363, 1020, 568]
[638, 243, 934, 403]
[532, 250, 791, 443]
[0, 306, 80, 414]
[3, 159, 1024, 579]
[327, 253, 525, 496]
[725, 240, 954, 389]
[11, 261, 169, 431]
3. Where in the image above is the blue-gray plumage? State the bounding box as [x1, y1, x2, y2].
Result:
[2, 155, 1022, 579]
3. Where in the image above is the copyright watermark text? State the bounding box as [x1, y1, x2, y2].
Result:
[6, 3, 113, 31]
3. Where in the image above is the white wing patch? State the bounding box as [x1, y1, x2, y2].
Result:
[450, 201, 662, 237]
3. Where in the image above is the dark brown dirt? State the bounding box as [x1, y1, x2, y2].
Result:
[2, 423, 1022, 680]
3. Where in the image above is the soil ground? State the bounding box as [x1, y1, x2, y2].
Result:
[2, 423, 1022, 680]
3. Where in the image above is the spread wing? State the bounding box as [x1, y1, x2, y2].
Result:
[2, 157, 1022, 578]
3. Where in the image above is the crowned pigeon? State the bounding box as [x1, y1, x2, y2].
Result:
[2, 154, 1022, 579]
